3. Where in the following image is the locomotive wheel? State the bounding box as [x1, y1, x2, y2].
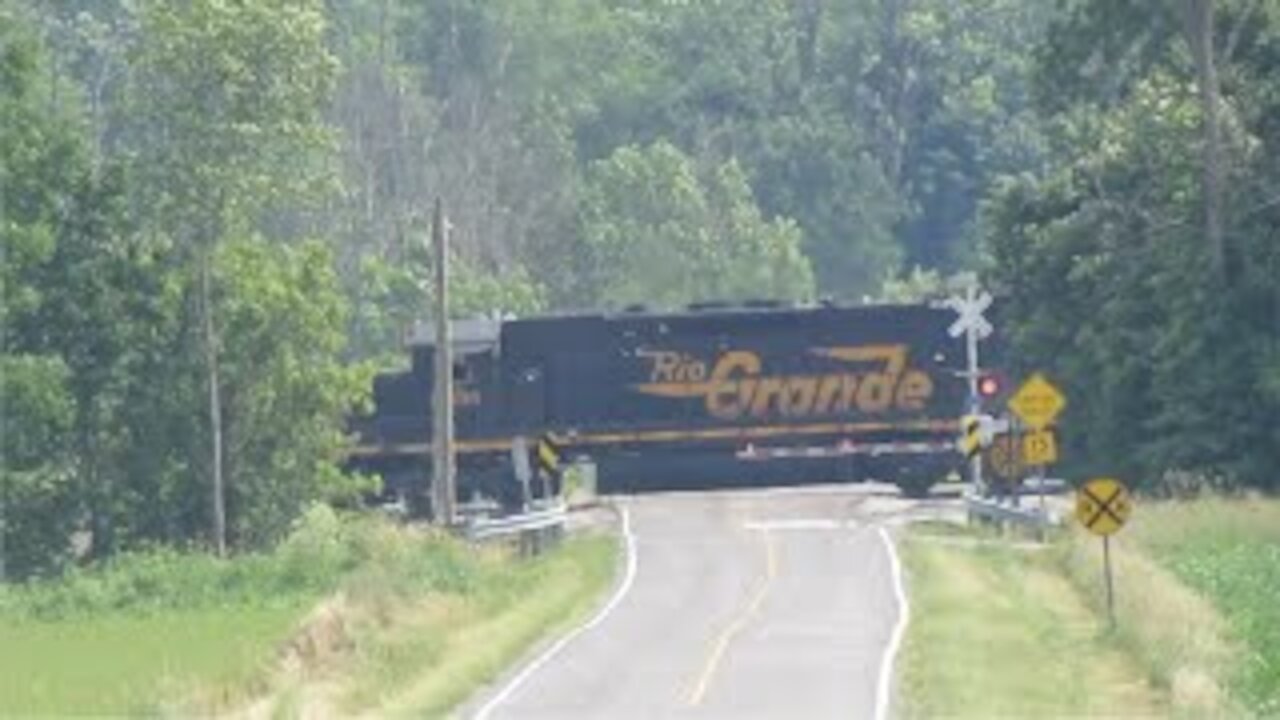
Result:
[895, 472, 934, 499]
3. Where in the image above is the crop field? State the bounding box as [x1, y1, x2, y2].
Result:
[1122, 498, 1280, 715]
[0, 605, 301, 714]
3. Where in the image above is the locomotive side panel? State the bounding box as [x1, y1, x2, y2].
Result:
[351, 302, 979, 507]
[503, 305, 967, 438]
[497, 304, 969, 494]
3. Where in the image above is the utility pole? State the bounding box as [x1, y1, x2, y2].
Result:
[431, 198, 456, 525]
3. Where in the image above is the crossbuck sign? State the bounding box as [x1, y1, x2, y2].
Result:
[944, 288, 993, 339]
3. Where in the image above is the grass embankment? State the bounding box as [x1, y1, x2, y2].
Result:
[282, 529, 616, 717]
[1061, 497, 1280, 717]
[0, 506, 618, 717]
[899, 524, 1165, 718]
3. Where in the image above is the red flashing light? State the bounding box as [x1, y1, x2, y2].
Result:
[978, 375, 1001, 398]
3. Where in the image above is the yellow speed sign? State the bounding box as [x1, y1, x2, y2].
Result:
[1075, 477, 1132, 536]
[1022, 429, 1058, 465]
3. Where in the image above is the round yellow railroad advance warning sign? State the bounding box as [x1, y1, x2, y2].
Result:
[985, 433, 1023, 482]
[1075, 477, 1132, 536]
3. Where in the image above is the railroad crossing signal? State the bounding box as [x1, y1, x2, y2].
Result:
[945, 285, 994, 490]
[1075, 477, 1132, 536]
[1021, 429, 1058, 465]
[944, 289, 993, 339]
[1007, 373, 1066, 430]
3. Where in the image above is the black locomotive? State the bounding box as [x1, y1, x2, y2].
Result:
[348, 301, 978, 510]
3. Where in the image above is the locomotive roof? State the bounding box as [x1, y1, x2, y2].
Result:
[505, 299, 947, 326]
[407, 300, 955, 352]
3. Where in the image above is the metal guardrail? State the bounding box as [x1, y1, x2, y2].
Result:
[464, 502, 568, 543]
[965, 493, 1060, 528]
[1012, 477, 1069, 496]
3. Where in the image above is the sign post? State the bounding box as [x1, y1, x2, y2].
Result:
[1007, 373, 1067, 511]
[1075, 477, 1133, 628]
[1022, 427, 1057, 513]
[945, 287, 993, 492]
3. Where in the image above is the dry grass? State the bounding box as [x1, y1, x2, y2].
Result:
[1058, 529, 1240, 718]
[237, 533, 618, 719]
[1053, 495, 1280, 717]
[900, 529, 1166, 719]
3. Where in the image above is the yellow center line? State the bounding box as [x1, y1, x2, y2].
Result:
[686, 525, 779, 706]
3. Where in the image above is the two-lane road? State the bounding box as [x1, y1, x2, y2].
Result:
[469, 485, 915, 720]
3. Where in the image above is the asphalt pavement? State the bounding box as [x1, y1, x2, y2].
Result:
[467, 483, 938, 720]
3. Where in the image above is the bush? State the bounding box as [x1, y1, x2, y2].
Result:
[0, 506, 509, 622]
[0, 506, 370, 620]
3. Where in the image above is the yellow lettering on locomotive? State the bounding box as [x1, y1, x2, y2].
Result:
[632, 344, 936, 419]
[707, 351, 759, 419]
[813, 375, 845, 415]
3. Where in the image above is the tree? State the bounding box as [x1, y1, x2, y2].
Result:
[214, 238, 373, 547]
[1, 7, 121, 574]
[1033, 0, 1271, 285]
[125, 0, 338, 554]
[575, 141, 813, 310]
[983, 2, 1280, 491]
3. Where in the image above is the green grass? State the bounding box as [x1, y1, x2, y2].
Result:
[1124, 498, 1280, 715]
[0, 505, 360, 715]
[0, 506, 620, 717]
[0, 605, 302, 715]
[900, 527, 1164, 718]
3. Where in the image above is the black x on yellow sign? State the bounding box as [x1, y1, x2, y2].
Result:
[1075, 477, 1132, 536]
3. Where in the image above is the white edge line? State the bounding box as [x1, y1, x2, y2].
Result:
[875, 525, 910, 720]
[473, 505, 638, 720]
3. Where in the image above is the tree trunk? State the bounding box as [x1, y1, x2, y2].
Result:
[1186, 0, 1226, 281]
[83, 400, 113, 559]
[201, 253, 226, 557]
[795, 0, 824, 84]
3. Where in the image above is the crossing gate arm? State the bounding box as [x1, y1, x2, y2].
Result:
[736, 439, 957, 461]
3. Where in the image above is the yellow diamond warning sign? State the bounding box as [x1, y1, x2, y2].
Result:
[1008, 373, 1066, 430]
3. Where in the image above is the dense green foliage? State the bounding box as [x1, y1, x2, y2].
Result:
[982, 0, 1280, 490]
[0, 506, 456, 620]
[1, 2, 369, 577]
[2, 0, 1277, 578]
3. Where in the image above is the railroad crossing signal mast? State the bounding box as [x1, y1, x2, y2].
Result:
[944, 286, 994, 492]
